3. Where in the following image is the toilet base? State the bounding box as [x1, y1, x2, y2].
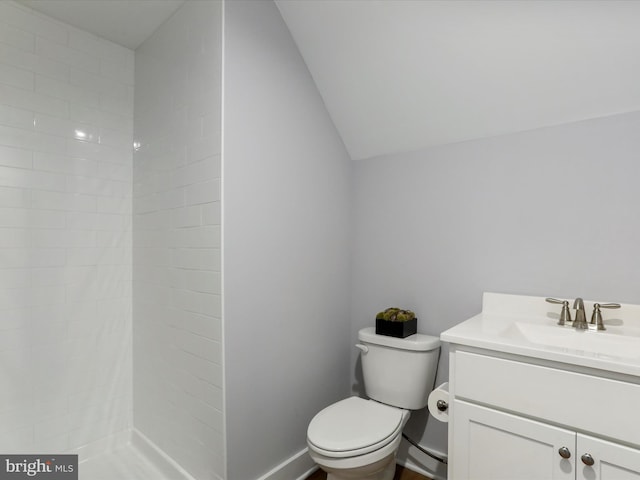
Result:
[322, 453, 396, 480]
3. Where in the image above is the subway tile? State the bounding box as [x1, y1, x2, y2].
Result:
[69, 104, 133, 134]
[175, 330, 221, 364]
[0, 227, 30, 248]
[0, 208, 65, 228]
[98, 161, 131, 182]
[0, 63, 34, 91]
[0, 186, 29, 208]
[172, 205, 201, 228]
[97, 145, 132, 166]
[32, 190, 96, 212]
[96, 229, 131, 249]
[0, 165, 66, 191]
[171, 225, 221, 249]
[0, 247, 65, 268]
[201, 201, 221, 225]
[94, 213, 126, 231]
[31, 284, 66, 308]
[97, 196, 131, 214]
[156, 188, 185, 211]
[0, 3, 44, 39]
[0, 43, 69, 82]
[0, 267, 30, 288]
[0, 307, 30, 333]
[0, 406, 36, 437]
[185, 179, 221, 205]
[65, 212, 97, 230]
[30, 267, 67, 287]
[98, 126, 132, 149]
[100, 51, 135, 86]
[66, 175, 112, 196]
[169, 367, 204, 399]
[0, 82, 68, 118]
[181, 393, 222, 431]
[0, 104, 34, 130]
[0, 3, 134, 452]
[35, 74, 100, 108]
[28, 12, 70, 46]
[185, 270, 221, 295]
[171, 349, 222, 387]
[31, 229, 96, 248]
[33, 151, 98, 177]
[204, 384, 223, 410]
[34, 113, 99, 143]
[0, 21, 35, 52]
[132, 195, 156, 216]
[172, 289, 220, 317]
[0, 426, 33, 452]
[35, 37, 99, 74]
[65, 135, 101, 158]
[175, 158, 216, 187]
[66, 247, 128, 266]
[101, 84, 134, 117]
[0, 124, 66, 154]
[67, 29, 104, 58]
[0, 145, 32, 169]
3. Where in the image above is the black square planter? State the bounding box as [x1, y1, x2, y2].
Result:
[375, 318, 417, 338]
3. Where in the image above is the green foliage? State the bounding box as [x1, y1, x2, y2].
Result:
[375, 307, 416, 322]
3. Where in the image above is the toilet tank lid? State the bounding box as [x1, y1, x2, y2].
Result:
[358, 327, 440, 351]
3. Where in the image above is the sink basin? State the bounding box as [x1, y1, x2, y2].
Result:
[501, 321, 640, 361]
[440, 292, 640, 376]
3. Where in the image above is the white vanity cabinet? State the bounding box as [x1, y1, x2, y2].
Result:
[447, 348, 640, 480]
[453, 399, 640, 480]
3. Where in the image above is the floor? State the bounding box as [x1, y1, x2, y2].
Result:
[79, 445, 171, 480]
[305, 465, 430, 480]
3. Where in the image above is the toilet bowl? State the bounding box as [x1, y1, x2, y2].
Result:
[306, 327, 440, 480]
[307, 397, 410, 480]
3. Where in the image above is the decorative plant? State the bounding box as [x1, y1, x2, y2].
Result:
[375, 307, 416, 322]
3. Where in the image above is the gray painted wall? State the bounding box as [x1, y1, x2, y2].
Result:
[351, 111, 640, 464]
[223, 1, 352, 478]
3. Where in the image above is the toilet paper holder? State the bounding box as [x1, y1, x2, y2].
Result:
[436, 399, 448, 412]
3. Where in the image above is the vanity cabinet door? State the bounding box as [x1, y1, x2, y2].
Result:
[451, 400, 575, 480]
[577, 434, 640, 480]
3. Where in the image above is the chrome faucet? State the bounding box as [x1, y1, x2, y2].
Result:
[590, 302, 621, 330]
[547, 296, 621, 331]
[573, 298, 588, 329]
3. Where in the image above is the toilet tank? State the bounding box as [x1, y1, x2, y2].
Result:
[357, 327, 440, 410]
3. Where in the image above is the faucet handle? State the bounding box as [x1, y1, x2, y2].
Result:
[590, 303, 621, 331]
[545, 298, 572, 326]
[598, 303, 621, 309]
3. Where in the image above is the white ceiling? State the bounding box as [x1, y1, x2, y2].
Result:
[277, 0, 640, 160]
[18, 0, 640, 160]
[18, 0, 185, 50]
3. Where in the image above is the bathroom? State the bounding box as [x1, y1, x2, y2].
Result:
[0, 0, 639, 479]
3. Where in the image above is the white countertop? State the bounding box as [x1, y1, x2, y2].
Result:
[441, 292, 640, 377]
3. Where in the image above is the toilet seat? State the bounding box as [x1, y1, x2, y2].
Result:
[307, 397, 406, 458]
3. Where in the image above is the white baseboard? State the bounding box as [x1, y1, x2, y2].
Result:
[131, 429, 201, 480]
[255, 447, 317, 480]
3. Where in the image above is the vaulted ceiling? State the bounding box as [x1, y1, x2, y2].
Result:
[19, 0, 640, 161]
[276, 0, 640, 160]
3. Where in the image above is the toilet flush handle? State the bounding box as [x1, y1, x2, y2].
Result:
[355, 344, 369, 354]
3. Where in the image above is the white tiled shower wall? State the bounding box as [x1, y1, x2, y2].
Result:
[133, 2, 223, 479]
[0, 1, 133, 454]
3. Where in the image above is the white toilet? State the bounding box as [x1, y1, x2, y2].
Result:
[307, 327, 440, 480]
